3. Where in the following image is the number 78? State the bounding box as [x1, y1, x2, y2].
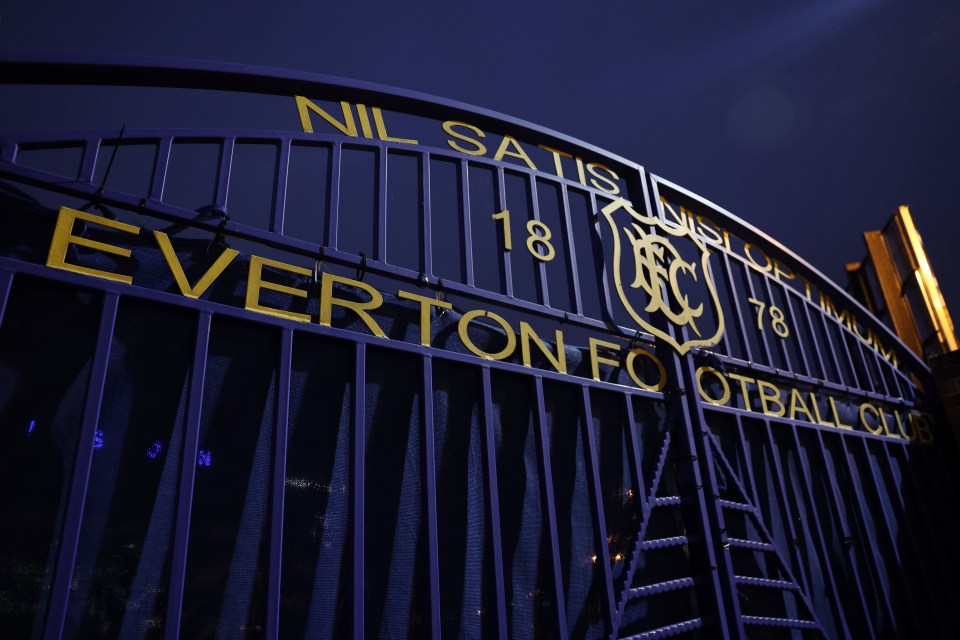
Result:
[748, 298, 790, 338]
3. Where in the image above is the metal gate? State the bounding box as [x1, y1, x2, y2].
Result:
[0, 53, 957, 639]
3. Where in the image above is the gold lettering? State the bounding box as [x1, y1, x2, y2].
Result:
[458, 309, 516, 360]
[851, 318, 870, 341]
[397, 290, 452, 347]
[821, 295, 851, 328]
[575, 156, 587, 185]
[355, 104, 374, 138]
[660, 198, 686, 227]
[625, 349, 666, 392]
[696, 366, 731, 406]
[586, 162, 620, 195]
[859, 403, 884, 435]
[893, 409, 915, 441]
[538, 145, 572, 179]
[695, 215, 724, 246]
[788, 388, 815, 423]
[442, 121, 487, 156]
[46, 206, 140, 284]
[245, 256, 312, 323]
[727, 372, 755, 409]
[828, 397, 854, 430]
[878, 409, 899, 438]
[519, 321, 567, 374]
[744, 243, 772, 272]
[757, 380, 785, 417]
[798, 275, 815, 302]
[295, 96, 358, 136]
[773, 260, 795, 282]
[319, 273, 387, 337]
[154, 231, 238, 299]
[871, 331, 898, 367]
[588, 337, 620, 381]
[809, 392, 834, 427]
[372, 107, 418, 145]
[911, 413, 934, 444]
[493, 135, 537, 170]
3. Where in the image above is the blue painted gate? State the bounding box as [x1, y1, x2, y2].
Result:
[0, 54, 957, 639]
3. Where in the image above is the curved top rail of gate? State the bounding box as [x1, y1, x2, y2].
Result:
[0, 52, 930, 401]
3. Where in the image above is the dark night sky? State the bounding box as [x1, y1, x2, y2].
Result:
[2, 0, 959, 323]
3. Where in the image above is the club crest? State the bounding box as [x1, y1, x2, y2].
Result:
[600, 197, 725, 355]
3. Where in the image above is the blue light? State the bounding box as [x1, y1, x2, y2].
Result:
[94, 430, 105, 449]
[146, 441, 163, 459]
[27, 420, 36, 435]
[197, 450, 212, 467]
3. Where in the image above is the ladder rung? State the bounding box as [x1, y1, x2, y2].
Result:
[638, 536, 688, 551]
[628, 577, 695, 598]
[717, 499, 753, 513]
[727, 538, 774, 552]
[653, 496, 681, 507]
[621, 618, 703, 639]
[735, 575, 799, 590]
[742, 615, 819, 629]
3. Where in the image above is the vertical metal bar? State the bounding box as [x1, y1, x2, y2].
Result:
[421, 152, 433, 278]
[528, 175, 550, 307]
[533, 377, 568, 639]
[78, 137, 101, 184]
[883, 360, 904, 401]
[704, 427, 823, 629]
[376, 146, 388, 262]
[849, 438, 932, 634]
[420, 356, 442, 640]
[819, 309, 859, 387]
[786, 424, 854, 639]
[799, 297, 828, 381]
[869, 348, 891, 397]
[0, 269, 13, 327]
[270, 139, 291, 235]
[691, 435, 742, 639]
[743, 265, 774, 367]
[668, 353, 734, 638]
[783, 288, 813, 377]
[214, 137, 236, 212]
[460, 159, 475, 288]
[495, 167, 514, 299]
[811, 429, 874, 636]
[325, 142, 342, 249]
[352, 342, 366, 638]
[813, 308, 845, 386]
[620, 395, 647, 515]
[734, 416, 760, 507]
[762, 277, 793, 371]
[558, 183, 583, 316]
[480, 366, 509, 639]
[163, 311, 212, 640]
[831, 434, 898, 630]
[721, 252, 754, 363]
[150, 138, 173, 202]
[43, 292, 119, 640]
[265, 328, 293, 640]
[837, 328, 862, 390]
[880, 442, 960, 617]
[581, 387, 615, 632]
[850, 338, 874, 393]
[760, 423, 812, 598]
[588, 192, 617, 325]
